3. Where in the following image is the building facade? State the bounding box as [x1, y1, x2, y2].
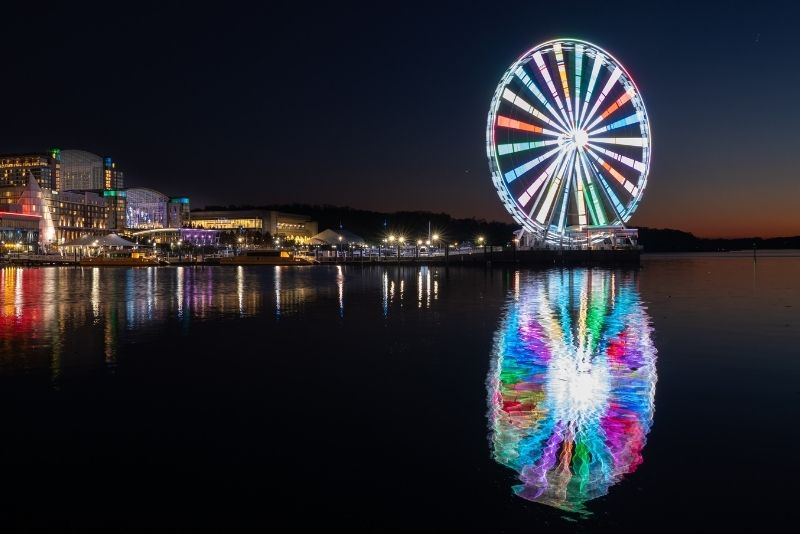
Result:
[190, 210, 317, 242]
[0, 151, 60, 190]
[60, 149, 105, 191]
[0, 211, 40, 252]
[123, 189, 190, 230]
[0, 176, 110, 245]
[0, 146, 197, 245]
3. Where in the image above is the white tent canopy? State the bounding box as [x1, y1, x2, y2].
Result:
[61, 233, 138, 248]
[309, 228, 366, 245]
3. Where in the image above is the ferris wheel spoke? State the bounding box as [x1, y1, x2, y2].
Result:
[573, 155, 588, 226]
[587, 113, 640, 135]
[504, 145, 563, 184]
[584, 87, 635, 131]
[501, 88, 568, 133]
[580, 66, 622, 130]
[496, 139, 559, 156]
[553, 42, 575, 126]
[587, 137, 648, 147]
[586, 143, 646, 173]
[555, 151, 577, 232]
[496, 115, 562, 136]
[518, 149, 567, 207]
[585, 148, 638, 195]
[514, 67, 571, 132]
[535, 149, 574, 225]
[581, 149, 624, 223]
[532, 51, 572, 128]
[578, 53, 603, 127]
[573, 44, 584, 130]
[526, 150, 569, 217]
[589, 152, 625, 221]
[577, 150, 608, 225]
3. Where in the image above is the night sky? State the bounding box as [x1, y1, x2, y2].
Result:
[2, 1, 798, 237]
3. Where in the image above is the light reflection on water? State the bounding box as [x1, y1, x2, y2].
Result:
[488, 269, 657, 515]
[0, 265, 442, 374]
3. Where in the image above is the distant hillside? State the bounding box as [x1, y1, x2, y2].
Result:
[637, 227, 800, 252]
[195, 204, 799, 250]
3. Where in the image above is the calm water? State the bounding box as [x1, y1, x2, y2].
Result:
[1, 256, 798, 530]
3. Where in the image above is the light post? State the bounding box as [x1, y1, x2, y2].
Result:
[237, 236, 243, 256]
[416, 239, 422, 261]
[398, 236, 405, 262]
[478, 236, 486, 260]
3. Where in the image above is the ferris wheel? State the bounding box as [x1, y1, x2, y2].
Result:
[487, 39, 651, 242]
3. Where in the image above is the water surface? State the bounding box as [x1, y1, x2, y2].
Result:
[0, 256, 797, 530]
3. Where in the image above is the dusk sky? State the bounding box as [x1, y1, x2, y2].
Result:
[1, 1, 797, 237]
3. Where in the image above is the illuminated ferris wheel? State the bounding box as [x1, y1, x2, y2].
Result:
[487, 39, 651, 243]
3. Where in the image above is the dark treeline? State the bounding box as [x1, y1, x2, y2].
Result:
[196, 204, 799, 250]
[638, 227, 800, 252]
[200, 204, 517, 245]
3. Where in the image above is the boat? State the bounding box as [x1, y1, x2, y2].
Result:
[218, 249, 313, 266]
[79, 251, 160, 266]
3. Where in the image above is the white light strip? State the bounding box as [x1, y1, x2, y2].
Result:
[588, 113, 640, 135]
[574, 154, 587, 226]
[573, 44, 584, 129]
[585, 149, 636, 195]
[586, 143, 646, 172]
[578, 149, 606, 224]
[501, 87, 567, 133]
[553, 43, 575, 126]
[514, 67, 571, 132]
[556, 151, 576, 232]
[581, 66, 622, 129]
[536, 149, 573, 224]
[532, 51, 572, 128]
[588, 137, 648, 147]
[584, 86, 635, 132]
[578, 53, 603, 127]
[504, 146, 562, 183]
[496, 139, 559, 156]
[518, 150, 566, 207]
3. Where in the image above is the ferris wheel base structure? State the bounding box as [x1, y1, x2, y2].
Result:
[514, 225, 640, 250]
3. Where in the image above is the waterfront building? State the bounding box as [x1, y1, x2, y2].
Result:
[124, 189, 191, 230]
[190, 209, 317, 242]
[0, 145, 191, 245]
[0, 150, 60, 190]
[103, 189, 127, 231]
[59, 149, 124, 191]
[0, 176, 109, 245]
[0, 210, 40, 252]
[124, 188, 168, 229]
[168, 197, 191, 228]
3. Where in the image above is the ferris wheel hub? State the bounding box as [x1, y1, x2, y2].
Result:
[572, 129, 589, 148]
